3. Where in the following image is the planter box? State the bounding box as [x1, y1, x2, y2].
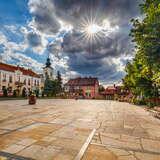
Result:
[28, 95, 36, 105]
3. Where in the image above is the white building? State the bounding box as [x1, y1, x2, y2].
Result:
[0, 62, 42, 96]
[43, 57, 55, 80]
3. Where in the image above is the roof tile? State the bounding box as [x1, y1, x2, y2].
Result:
[0, 62, 40, 78]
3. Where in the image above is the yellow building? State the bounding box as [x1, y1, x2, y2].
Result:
[0, 62, 42, 96]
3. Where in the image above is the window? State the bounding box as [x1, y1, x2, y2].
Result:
[24, 79, 26, 85]
[37, 80, 39, 86]
[18, 76, 20, 82]
[2, 73, 6, 82]
[9, 75, 12, 83]
[34, 80, 36, 86]
[28, 79, 30, 85]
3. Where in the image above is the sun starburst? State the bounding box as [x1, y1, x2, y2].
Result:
[78, 14, 118, 45]
[86, 24, 101, 34]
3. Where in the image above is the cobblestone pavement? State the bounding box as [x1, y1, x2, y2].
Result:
[0, 99, 160, 160]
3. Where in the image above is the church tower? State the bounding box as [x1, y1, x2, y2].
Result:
[43, 55, 54, 80]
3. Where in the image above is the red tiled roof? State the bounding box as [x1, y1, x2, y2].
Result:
[106, 86, 116, 90]
[65, 77, 99, 86]
[104, 86, 122, 95]
[0, 62, 40, 78]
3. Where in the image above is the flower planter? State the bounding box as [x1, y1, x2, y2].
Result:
[28, 95, 36, 105]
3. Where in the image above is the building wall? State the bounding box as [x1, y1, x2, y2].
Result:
[81, 86, 96, 98]
[43, 67, 55, 80]
[0, 69, 42, 95]
[65, 84, 99, 99]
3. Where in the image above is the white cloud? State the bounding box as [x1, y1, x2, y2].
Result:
[0, 31, 43, 72]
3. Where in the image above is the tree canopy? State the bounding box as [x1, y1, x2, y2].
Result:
[43, 71, 63, 97]
[123, 0, 160, 100]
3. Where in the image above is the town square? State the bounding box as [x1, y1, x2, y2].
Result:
[0, 99, 160, 160]
[0, 0, 160, 160]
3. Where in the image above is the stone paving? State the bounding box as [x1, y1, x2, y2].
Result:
[0, 99, 160, 160]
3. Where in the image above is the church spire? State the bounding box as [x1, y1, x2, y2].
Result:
[45, 52, 51, 68]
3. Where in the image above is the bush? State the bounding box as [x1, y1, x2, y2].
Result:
[145, 98, 158, 108]
[22, 89, 26, 97]
[146, 101, 155, 108]
[136, 99, 146, 105]
[13, 90, 17, 97]
[3, 88, 8, 97]
[132, 97, 146, 105]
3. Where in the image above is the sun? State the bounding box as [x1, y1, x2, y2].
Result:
[81, 22, 103, 44]
[79, 16, 106, 44]
[86, 24, 101, 35]
[78, 14, 118, 45]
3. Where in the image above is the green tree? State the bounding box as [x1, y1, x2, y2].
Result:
[124, 0, 160, 101]
[35, 88, 39, 97]
[43, 72, 63, 97]
[3, 87, 8, 97]
[22, 88, 26, 97]
[43, 76, 55, 97]
[13, 90, 17, 97]
[56, 71, 62, 92]
[99, 85, 105, 93]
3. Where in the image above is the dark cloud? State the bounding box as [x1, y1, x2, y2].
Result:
[54, 0, 140, 27]
[29, 0, 140, 33]
[28, 0, 60, 34]
[28, 0, 141, 84]
[62, 28, 133, 58]
[27, 32, 41, 47]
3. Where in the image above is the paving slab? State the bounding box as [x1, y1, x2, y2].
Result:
[141, 138, 160, 153]
[0, 99, 160, 160]
[17, 145, 60, 160]
[0, 151, 33, 160]
[82, 144, 117, 160]
[135, 152, 160, 160]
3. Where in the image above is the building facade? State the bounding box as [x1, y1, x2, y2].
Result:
[0, 62, 42, 96]
[64, 77, 99, 99]
[43, 57, 55, 80]
[101, 85, 130, 100]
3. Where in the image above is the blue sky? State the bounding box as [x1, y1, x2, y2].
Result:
[0, 0, 30, 25]
[0, 0, 49, 72]
[0, 0, 141, 85]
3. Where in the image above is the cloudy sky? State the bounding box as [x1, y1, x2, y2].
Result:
[0, 0, 141, 85]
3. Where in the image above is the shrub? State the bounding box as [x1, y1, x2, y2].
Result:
[13, 90, 17, 97]
[3, 88, 8, 97]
